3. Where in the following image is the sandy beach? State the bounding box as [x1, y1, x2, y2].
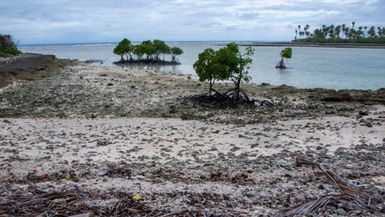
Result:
[1, 60, 385, 216]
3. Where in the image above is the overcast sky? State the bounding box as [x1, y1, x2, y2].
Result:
[1, 0, 384, 44]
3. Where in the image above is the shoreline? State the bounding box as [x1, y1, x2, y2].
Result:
[0, 53, 75, 88]
[3, 55, 384, 92]
[1, 63, 384, 121]
[241, 42, 385, 49]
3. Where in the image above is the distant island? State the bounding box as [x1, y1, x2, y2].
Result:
[0, 34, 22, 57]
[113, 39, 183, 65]
[293, 22, 385, 44]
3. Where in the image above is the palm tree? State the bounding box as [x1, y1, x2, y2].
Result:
[335, 25, 341, 38]
[297, 25, 302, 38]
[329, 25, 335, 38]
[368, 26, 376, 38]
[358, 26, 364, 38]
[363, 26, 368, 37]
[304, 24, 310, 38]
[352, 21, 356, 29]
[341, 24, 347, 38]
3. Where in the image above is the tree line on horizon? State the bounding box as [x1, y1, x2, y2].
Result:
[113, 39, 183, 64]
[294, 22, 385, 44]
[0, 34, 22, 57]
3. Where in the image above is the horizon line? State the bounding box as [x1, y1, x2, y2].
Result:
[19, 40, 292, 46]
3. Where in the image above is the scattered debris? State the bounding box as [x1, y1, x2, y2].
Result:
[277, 157, 385, 217]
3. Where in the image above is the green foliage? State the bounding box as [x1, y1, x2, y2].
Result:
[133, 44, 145, 60]
[171, 47, 184, 62]
[113, 39, 182, 63]
[193, 48, 216, 83]
[294, 22, 385, 44]
[113, 38, 133, 60]
[153, 39, 170, 59]
[171, 47, 183, 55]
[140, 40, 156, 59]
[193, 48, 231, 93]
[0, 34, 22, 57]
[280, 48, 292, 59]
[230, 44, 254, 84]
[193, 43, 254, 99]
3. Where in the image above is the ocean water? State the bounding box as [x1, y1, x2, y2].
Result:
[19, 42, 385, 90]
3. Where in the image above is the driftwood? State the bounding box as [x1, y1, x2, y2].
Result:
[276, 157, 385, 216]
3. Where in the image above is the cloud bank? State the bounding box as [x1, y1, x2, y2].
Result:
[1, 0, 384, 44]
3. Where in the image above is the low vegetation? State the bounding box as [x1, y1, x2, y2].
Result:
[192, 43, 271, 108]
[0, 34, 22, 57]
[293, 22, 385, 44]
[113, 39, 183, 65]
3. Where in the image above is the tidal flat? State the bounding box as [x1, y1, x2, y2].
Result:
[1, 59, 385, 216]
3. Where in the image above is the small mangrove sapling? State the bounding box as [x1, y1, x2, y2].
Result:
[276, 47, 292, 69]
[194, 43, 254, 101]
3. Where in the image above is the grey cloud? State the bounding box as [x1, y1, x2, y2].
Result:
[0, 0, 384, 44]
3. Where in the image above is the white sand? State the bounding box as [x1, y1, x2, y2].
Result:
[1, 109, 384, 176]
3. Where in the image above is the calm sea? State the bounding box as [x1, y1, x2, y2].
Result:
[19, 42, 385, 90]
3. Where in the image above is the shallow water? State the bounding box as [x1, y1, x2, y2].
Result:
[19, 42, 385, 90]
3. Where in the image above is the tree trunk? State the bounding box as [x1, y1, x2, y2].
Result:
[209, 81, 213, 96]
[234, 79, 241, 101]
[276, 57, 286, 69]
[120, 55, 124, 62]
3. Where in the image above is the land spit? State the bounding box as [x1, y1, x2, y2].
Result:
[1, 61, 385, 216]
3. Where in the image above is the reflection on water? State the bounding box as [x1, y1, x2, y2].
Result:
[115, 64, 185, 74]
[20, 42, 385, 90]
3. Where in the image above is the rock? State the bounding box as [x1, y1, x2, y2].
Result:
[348, 180, 362, 186]
[46, 144, 54, 150]
[96, 140, 109, 147]
[107, 83, 113, 86]
[97, 170, 108, 176]
[359, 111, 369, 116]
[366, 122, 373, 128]
[3, 119, 11, 124]
[133, 175, 145, 180]
[251, 143, 259, 148]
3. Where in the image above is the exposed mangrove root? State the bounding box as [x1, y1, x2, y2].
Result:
[114, 59, 180, 66]
[276, 157, 385, 217]
[185, 89, 274, 109]
[276, 58, 287, 69]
